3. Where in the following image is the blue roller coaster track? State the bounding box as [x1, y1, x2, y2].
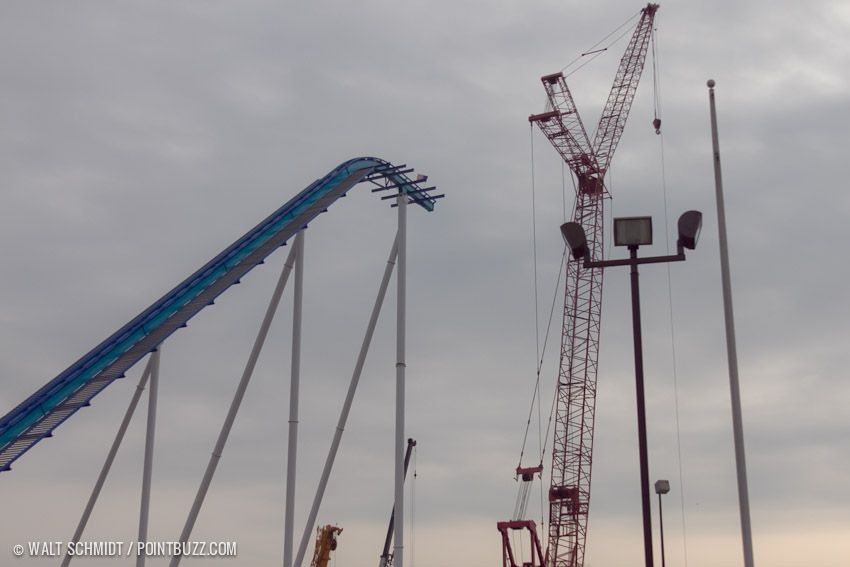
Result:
[0, 156, 439, 472]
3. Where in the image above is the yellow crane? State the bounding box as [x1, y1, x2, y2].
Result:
[310, 524, 343, 567]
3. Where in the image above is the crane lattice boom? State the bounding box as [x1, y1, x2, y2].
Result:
[498, 5, 658, 567]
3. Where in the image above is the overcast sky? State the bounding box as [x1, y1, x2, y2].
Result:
[1, 1, 849, 566]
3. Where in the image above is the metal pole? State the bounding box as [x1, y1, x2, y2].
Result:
[170, 244, 297, 567]
[293, 234, 400, 567]
[707, 79, 755, 567]
[394, 192, 407, 567]
[628, 246, 654, 567]
[657, 493, 666, 567]
[61, 357, 155, 567]
[137, 348, 160, 567]
[380, 438, 416, 567]
[284, 230, 305, 567]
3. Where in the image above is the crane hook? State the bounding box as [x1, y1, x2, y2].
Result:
[653, 117, 661, 135]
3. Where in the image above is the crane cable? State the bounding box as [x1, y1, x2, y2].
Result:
[531, 127, 544, 475]
[652, 23, 690, 567]
[515, 123, 539, 529]
[514, 126, 574, 535]
[535, 162, 578, 544]
[518, 127, 571, 468]
[542, 10, 642, 112]
[541, 159, 578, 454]
[561, 10, 642, 78]
[532, 126, 550, 531]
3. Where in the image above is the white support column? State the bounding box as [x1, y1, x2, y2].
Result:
[284, 230, 305, 567]
[137, 348, 160, 567]
[394, 192, 407, 567]
[293, 234, 399, 567]
[61, 357, 155, 567]
[170, 244, 297, 567]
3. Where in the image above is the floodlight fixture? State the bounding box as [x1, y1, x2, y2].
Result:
[614, 216, 653, 247]
[677, 210, 703, 250]
[561, 209, 702, 268]
[560, 222, 588, 260]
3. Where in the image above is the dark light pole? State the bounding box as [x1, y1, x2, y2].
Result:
[655, 479, 671, 567]
[561, 211, 702, 567]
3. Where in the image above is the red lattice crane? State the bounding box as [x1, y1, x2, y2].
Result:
[497, 5, 659, 567]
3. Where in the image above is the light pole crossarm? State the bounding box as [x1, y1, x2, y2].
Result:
[585, 251, 684, 269]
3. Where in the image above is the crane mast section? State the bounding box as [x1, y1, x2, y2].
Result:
[593, 4, 659, 173]
[548, 193, 604, 567]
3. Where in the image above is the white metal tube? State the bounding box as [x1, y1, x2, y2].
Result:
[137, 348, 160, 567]
[61, 357, 155, 567]
[708, 79, 755, 567]
[293, 234, 400, 567]
[169, 245, 297, 567]
[394, 193, 407, 567]
[284, 230, 305, 567]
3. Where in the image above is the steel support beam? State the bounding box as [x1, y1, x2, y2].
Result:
[294, 234, 400, 567]
[284, 230, 305, 567]
[137, 348, 160, 567]
[169, 243, 298, 567]
[61, 357, 155, 567]
[394, 193, 407, 567]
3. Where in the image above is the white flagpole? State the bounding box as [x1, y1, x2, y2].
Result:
[708, 78, 755, 567]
